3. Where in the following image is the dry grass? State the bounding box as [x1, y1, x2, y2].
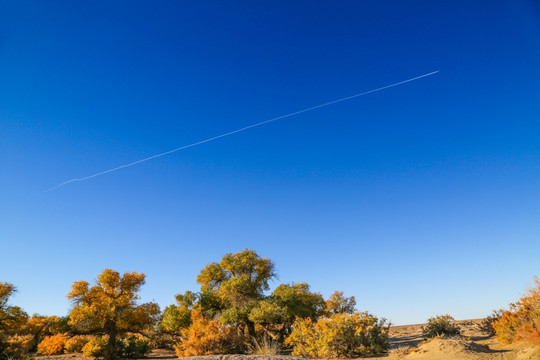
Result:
[247, 336, 281, 355]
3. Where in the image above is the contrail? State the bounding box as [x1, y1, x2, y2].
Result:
[44, 70, 439, 192]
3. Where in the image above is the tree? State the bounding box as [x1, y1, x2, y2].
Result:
[23, 314, 70, 352]
[248, 282, 325, 342]
[174, 311, 247, 356]
[0, 282, 30, 360]
[325, 291, 356, 315]
[0, 282, 28, 334]
[159, 291, 196, 333]
[67, 269, 160, 360]
[196, 249, 276, 338]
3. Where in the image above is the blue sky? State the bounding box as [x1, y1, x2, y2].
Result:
[1, 1, 539, 325]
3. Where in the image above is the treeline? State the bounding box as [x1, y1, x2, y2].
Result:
[0, 249, 390, 360]
[2, 250, 539, 360]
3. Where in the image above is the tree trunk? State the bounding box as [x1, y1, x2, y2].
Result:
[247, 321, 256, 340]
[105, 326, 117, 360]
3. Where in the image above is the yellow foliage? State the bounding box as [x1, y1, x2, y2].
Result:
[36, 334, 69, 355]
[0, 335, 33, 360]
[24, 315, 69, 337]
[325, 291, 356, 315]
[68, 269, 160, 360]
[82, 336, 109, 358]
[285, 312, 390, 358]
[174, 311, 247, 357]
[64, 335, 92, 353]
[0, 282, 29, 334]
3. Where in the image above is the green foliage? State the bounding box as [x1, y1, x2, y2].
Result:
[247, 282, 325, 342]
[159, 305, 192, 333]
[285, 312, 390, 358]
[422, 315, 461, 338]
[272, 283, 325, 322]
[164, 249, 389, 357]
[159, 290, 198, 334]
[119, 336, 151, 358]
[248, 300, 286, 327]
[81, 335, 150, 359]
[196, 249, 276, 338]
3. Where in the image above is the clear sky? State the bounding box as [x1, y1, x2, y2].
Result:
[1, 1, 539, 325]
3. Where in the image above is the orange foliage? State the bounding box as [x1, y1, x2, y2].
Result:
[494, 277, 540, 344]
[37, 334, 69, 355]
[174, 311, 247, 357]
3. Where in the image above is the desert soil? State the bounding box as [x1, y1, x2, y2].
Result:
[33, 319, 540, 360]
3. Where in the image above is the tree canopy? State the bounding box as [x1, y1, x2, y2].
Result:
[0, 282, 28, 334]
[67, 269, 160, 360]
[196, 249, 276, 338]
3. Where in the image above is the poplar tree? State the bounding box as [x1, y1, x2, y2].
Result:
[68, 270, 160, 360]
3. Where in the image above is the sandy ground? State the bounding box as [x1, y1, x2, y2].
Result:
[387, 319, 539, 360]
[33, 319, 540, 360]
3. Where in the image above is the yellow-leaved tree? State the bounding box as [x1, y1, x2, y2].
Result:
[67, 269, 160, 360]
[0, 282, 31, 360]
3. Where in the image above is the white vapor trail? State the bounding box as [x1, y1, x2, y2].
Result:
[44, 70, 439, 192]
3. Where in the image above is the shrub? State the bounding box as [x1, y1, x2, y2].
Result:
[81, 335, 150, 359]
[285, 312, 390, 358]
[174, 311, 247, 357]
[82, 336, 109, 358]
[64, 336, 91, 353]
[148, 332, 178, 350]
[0, 335, 33, 360]
[493, 278, 540, 344]
[36, 334, 69, 355]
[479, 310, 502, 336]
[119, 336, 151, 358]
[422, 315, 461, 338]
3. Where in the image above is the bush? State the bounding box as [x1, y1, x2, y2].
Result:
[36, 334, 69, 355]
[174, 311, 247, 357]
[0, 335, 33, 360]
[285, 312, 390, 358]
[64, 336, 91, 353]
[119, 336, 151, 358]
[479, 310, 502, 336]
[493, 278, 540, 344]
[422, 315, 461, 338]
[148, 332, 178, 350]
[81, 335, 151, 359]
[82, 336, 108, 358]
